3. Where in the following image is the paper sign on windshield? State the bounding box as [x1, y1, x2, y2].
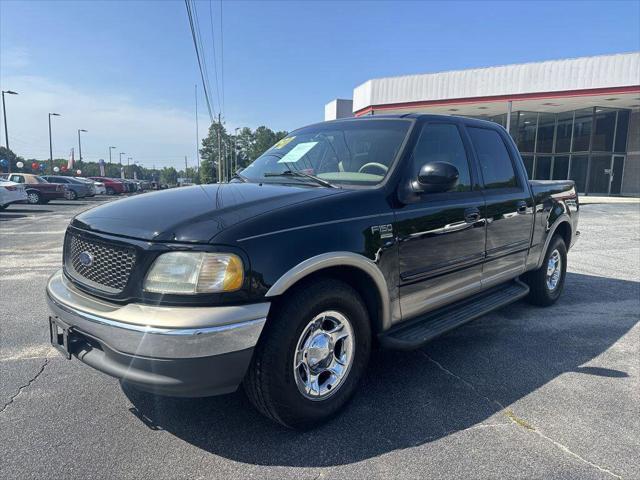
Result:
[277, 142, 318, 163]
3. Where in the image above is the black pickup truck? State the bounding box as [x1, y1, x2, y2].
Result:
[46, 114, 579, 429]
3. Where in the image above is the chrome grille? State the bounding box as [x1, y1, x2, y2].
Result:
[65, 233, 136, 293]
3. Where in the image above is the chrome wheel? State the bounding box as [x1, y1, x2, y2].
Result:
[27, 192, 40, 204]
[546, 249, 562, 291]
[293, 310, 354, 401]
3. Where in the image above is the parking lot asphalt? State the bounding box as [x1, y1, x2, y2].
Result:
[1, 197, 638, 480]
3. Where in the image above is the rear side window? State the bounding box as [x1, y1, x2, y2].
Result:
[468, 127, 518, 189]
[411, 123, 472, 192]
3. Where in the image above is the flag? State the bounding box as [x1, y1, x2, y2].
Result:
[67, 148, 75, 171]
[98, 159, 105, 176]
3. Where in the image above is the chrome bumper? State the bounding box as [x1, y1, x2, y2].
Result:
[46, 270, 269, 359]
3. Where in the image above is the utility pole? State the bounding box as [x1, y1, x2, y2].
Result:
[127, 157, 132, 178]
[217, 113, 222, 183]
[184, 155, 188, 182]
[2, 90, 18, 173]
[109, 146, 116, 164]
[234, 127, 239, 173]
[48, 112, 61, 174]
[195, 84, 200, 172]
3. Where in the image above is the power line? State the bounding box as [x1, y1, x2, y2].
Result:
[208, 0, 222, 117]
[192, 1, 216, 119]
[184, 0, 214, 123]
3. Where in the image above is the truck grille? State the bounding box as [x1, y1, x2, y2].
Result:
[64, 233, 136, 293]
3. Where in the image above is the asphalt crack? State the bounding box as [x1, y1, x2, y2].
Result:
[422, 352, 622, 479]
[0, 358, 50, 415]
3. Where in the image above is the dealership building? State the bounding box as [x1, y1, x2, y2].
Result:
[325, 52, 640, 196]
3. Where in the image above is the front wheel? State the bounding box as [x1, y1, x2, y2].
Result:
[244, 278, 371, 429]
[523, 235, 567, 306]
[65, 189, 77, 200]
[106, 187, 115, 195]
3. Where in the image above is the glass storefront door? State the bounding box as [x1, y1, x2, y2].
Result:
[610, 156, 625, 195]
[588, 155, 613, 195]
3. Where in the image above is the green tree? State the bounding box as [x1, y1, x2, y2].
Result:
[199, 122, 229, 184]
[160, 166, 178, 185]
[249, 126, 287, 161]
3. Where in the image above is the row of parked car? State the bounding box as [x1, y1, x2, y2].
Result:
[0, 173, 154, 208]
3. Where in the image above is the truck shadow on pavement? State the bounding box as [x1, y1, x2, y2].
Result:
[123, 272, 639, 467]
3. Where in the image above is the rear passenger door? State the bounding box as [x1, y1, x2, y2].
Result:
[396, 122, 486, 321]
[466, 126, 534, 288]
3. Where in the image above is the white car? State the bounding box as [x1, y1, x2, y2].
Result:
[76, 177, 106, 195]
[0, 178, 28, 209]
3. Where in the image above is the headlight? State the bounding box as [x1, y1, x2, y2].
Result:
[143, 252, 243, 294]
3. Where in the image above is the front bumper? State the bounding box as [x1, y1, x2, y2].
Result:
[46, 270, 269, 396]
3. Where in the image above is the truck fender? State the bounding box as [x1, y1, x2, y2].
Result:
[535, 214, 571, 269]
[264, 251, 392, 330]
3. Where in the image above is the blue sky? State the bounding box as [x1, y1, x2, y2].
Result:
[1, 0, 638, 169]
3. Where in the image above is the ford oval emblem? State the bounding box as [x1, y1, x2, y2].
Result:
[78, 251, 94, 267]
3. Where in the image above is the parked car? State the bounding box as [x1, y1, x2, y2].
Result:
[47, 115, 579, 429]
[88, 176, 125, 195]
[0, 178, 28, 209]
[75, 177, 106, 195]
[5, 173, 66, 204]
[42, 175, 92, 200]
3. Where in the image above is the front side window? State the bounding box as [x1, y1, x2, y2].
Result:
[240, 120, 411, 187]
[468, 127, 518, 189]
[411, 123, 472, 192]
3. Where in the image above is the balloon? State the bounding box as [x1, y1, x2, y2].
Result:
[53, 166, 60, 173]
[0, 159, 7, 167]
[31, 162, 39, 170]
[61, 165, 67, 172]
[39, 163, 46, 171]
[76, 169, 82, 175]
[16, 161, 24, 169]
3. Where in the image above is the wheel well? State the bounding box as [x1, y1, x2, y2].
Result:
[554, 221, 572, 248]
[269, 266, 384, 334]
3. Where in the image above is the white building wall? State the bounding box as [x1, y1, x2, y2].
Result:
[353, 52, 640, 112]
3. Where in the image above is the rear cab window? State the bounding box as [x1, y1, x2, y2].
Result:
[467, 126, 520, 190]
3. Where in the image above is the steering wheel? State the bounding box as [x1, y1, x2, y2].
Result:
[358, 162, 388, 175]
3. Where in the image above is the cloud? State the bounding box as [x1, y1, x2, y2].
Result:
[0, 74, 208, 169]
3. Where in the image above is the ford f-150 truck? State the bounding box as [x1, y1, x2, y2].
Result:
[46, 115, 578, 429]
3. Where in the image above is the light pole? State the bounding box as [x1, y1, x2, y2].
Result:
[48, 113, 61, 174]
[77, 129, 87, 167]
[127, 157, 132, 178]
[2, 90, 18, 173]
[234, 127, 239, 173]
[109, 146, 116, 164]
[119, 152, 126, 179]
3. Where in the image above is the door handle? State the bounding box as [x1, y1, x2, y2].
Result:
[464, 207, 480, 223]
[517, 201, 528, 214]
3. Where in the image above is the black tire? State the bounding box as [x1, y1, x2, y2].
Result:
[523, 235, 567, 307]
[26, 190, 41, 205]
[244, 278, 371, 429]
[0, 204, 7, 211]
[65, 189, 78, 200]
[106, 187, 115, 195]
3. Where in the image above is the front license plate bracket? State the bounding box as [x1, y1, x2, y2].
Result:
[49, 316, 72, 359]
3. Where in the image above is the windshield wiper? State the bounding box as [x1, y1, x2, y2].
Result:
[263, 170, 337, 188]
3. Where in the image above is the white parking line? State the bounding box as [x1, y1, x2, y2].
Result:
[1, 231, 67, 235]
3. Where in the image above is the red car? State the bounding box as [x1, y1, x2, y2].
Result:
[89, 177, 125, 195]
[3, 173, 66, 204]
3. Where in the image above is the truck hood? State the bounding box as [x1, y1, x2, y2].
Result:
[71, 183, 344, 242]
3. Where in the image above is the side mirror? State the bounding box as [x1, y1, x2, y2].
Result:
[412, 161, 459, 193]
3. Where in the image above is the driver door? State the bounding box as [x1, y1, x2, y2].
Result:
[395, 122, 487, 322]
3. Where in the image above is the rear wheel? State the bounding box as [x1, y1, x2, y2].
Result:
[65, 189, 78, 200]
[523, 235, 567, 306]
[106, 187, 115, 195]
[27, 191, 41, 205]
[244, 278, 371, 429]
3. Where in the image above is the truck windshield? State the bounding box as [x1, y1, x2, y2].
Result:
[240, 119, 412, 187]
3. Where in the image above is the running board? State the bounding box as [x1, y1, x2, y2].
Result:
[379, 280, 530, 350]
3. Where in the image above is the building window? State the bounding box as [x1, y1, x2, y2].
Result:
[614, 110, 630, 153]
[592, 108, 617, 152]
[572, 109, 593, 152]
[569, 155, 588, 193]
[552, 156, 569, 180]
[516, 112, 538, 153]
[534, 156, 552, 180]
[536, 113, 555, 153]
[555, 112, 573, 153]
